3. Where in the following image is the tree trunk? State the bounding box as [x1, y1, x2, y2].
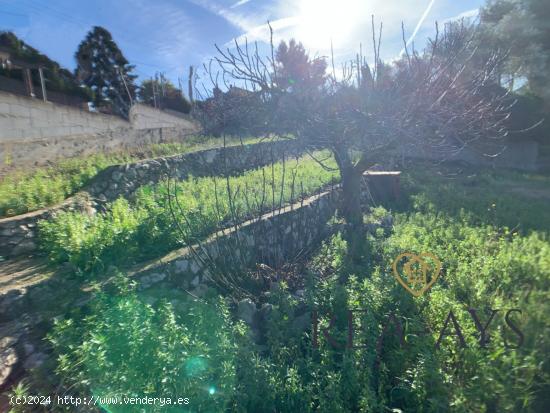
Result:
[334, 148, 365, 266]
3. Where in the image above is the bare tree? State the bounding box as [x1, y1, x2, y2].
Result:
[197, 20, 511, 261]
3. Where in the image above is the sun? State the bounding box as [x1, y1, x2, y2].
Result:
[295, 0, 365, 52]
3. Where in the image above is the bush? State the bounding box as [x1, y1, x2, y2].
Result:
[0, 136, 262, 217]
[48, 278, 239, 412]
[38, 153, 339, 273]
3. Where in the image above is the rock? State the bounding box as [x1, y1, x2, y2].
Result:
[259, 303, 273, 321]
[238, 299, 256, 325]
[189, 261, 200, 274]
[190, 276, 200, 287]
[11, 240, 36, 256]
[381, 214, 394, 229]
[98, 194, 107, 202]
[0, 337, 18, 387]
[175, 259, 189, 273]
[190, 283, 209, 298]
[112, 171, 123, 182]
[139, 272, 167, 289]
[143, 296, 158, 306]
[203, 151, 216, 164]
[0, 290, 25, 321]
[23, 343, 34, 356]
[23, 352, 46, 370]
[0, 228, 15, 237]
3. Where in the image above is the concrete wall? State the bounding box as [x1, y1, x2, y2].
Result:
[0, 92, 200, 168]
[129, 104, 195, 130]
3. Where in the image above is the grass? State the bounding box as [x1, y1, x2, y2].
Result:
[38, 151, 339, 273]
[394, 161, 550, 233]
[0, 135, 264, 217]
[20, 160, 550, 412]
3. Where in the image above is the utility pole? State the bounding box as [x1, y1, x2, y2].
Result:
[151, 76, 157, 108]
[118, 66, 133, 106]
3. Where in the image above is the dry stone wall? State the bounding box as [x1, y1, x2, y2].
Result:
[0, 187, 345, 390]
[86, 139, 304, 202]
[0, 139, 304, 258]
[132, 187, 341, 295]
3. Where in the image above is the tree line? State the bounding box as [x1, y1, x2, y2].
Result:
[0, 26, 190, 117]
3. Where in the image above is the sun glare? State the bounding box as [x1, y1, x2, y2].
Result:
[296, 0, 365, 51]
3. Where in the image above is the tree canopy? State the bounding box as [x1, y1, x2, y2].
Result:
[480, 0, 550, 106]
[75, 26, 137, 116]
[138, 77, 191, 114]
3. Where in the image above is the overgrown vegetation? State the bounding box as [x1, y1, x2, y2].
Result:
[38, 152, 338, 273]
[48, 276, 240, 413]
[31, 164, 549, 412]
[0, 136, 262, 217]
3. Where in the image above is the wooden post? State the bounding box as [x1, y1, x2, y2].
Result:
[38, 67, 47, 102]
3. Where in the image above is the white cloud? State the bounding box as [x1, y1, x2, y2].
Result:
[221, 0, 443, 62]
[197, 0, 482, 72]
[189, 0, 257, 32]
[225, 16, 299, 46]
[230, 0, 253, 8]
[441, 8, 479, 24]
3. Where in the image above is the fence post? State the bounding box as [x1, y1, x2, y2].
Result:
[38, 67, 47, 102]
[23, 68, 35, 98]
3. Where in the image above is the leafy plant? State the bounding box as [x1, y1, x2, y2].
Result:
[47, 277, 239, 413]
[0, 135, 262, 217]
[38, 152, 338, 273]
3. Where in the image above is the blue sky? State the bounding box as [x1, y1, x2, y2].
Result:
[0, 0, 483, 89]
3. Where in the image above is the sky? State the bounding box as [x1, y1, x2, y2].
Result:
[0, 0, 483, 91]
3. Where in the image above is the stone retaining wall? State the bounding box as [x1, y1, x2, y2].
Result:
[0, 188, 343, 390]
[86, 138, 304, 202]
[0, 139, 304, 258]
[131, 186, 341, 295]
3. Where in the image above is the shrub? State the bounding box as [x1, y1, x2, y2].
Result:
[47, 278, 239, 413]
[38, 153, 339, 274]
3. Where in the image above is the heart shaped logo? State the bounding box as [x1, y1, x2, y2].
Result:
[392, 252, 441, 297]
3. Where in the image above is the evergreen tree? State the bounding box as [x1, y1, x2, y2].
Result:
[481, 0, 550, 106]
[75, 26, 137, 116]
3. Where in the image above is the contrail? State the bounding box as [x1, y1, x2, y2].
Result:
[400, 0, 436, 55]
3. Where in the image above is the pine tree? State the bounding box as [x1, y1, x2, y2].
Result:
[75, 26, 137, 116]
